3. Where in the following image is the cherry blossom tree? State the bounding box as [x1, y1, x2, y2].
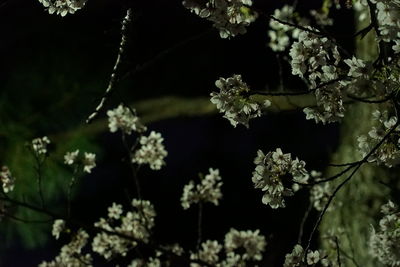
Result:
[1, 0, 400, 266]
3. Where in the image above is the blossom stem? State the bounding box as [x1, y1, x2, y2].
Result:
[297, 201, 313, 244]
[121, 133, 142, 200]
[196, 202, 203, 250]
[34, 153, 45, 209]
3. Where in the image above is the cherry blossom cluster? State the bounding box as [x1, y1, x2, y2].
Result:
[210, 74, 271, 128]
[303, 83, 345, 124]
[107, 104, 147, 135]
[182, 0, 257, 39]
[190, 228, 266, 266]
[283, 244, 334, 267]
[0, 166, 15, 193]
[289, 29, 345, 124]
[368, 200, 400, 266]
[289, 29, 341, 88]
[310, 182, 333, 211]
[181, 168, 223, 209]
[252, 148, 309, 209]
[92, 199, 156, 259]
[357, 110, 400, 167]
[131, 131, 168, 170]
[268, 5, 310, 52]
[39, 229, 92, 267]
[367, 0, 400, 53]
[268, 5, 298, 52]
[37, 0, 87, 17]
[64, 149, 97, 173]
[32, 136, 51, 155]
[340, 56, 378, 97]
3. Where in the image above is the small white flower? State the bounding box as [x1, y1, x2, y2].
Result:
[307, 250, 320, 265]
[181, 168, 223, 210]
[107, 104, 146, 134]
[64, 149, 79, 165]
[108, 203, 123, 220]
[283, 244, 304, 267]
[344, 56, 371, 78]
[132, 131, 167, 170]
[191, 240, 222, 265]
[83, 152, 96, 173]
[52, 219, 66, 240]
[0, 166, 15, 193]
[32, 136, 50, 155]
[224, 228, 266, 261]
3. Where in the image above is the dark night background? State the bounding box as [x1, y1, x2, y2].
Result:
[0, 0, 354, 266]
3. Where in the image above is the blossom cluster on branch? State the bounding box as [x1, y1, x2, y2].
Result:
[182, 0, 257, 38]
[210, 75, 271, 128]
[37, 0, 87, 16]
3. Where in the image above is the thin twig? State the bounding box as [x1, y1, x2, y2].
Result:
[121, 133, 142, 199]
[335, 236, 342, 267]
[297, 202, 313, 244]
[248, 78, 343, 97]
[196, 202, 203, 250]
[86, 9, 133, 124]
[67, 166, 79, 218]
[33, 153, 46, 209]
[269, 16, 322, 36]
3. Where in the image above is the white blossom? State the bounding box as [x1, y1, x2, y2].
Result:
[107, 104, 146, 135]
[224, 228, 266, 261]
[132, 131, 167, 170]
[210, 74, 271, 128]
[306, 250, 320, 265]
[289, 29, 341, 87]
[39, 229, 92, 267]
[107, 202, 123, 220]
[181, 168, 223, 209]
[51, 219, 66, 240]
[64, 149, 79, 165]
[0, 166, 15, 193]
[344, 56, 371, 78]
[83, 152, 96, 173]
[310, 182, 332, 211]
[191, 240, 222, 265]
[283, 244, 303, 267]
[182, 0, 257, 38]
[92, 199, 156, 260]
[32, 136, 50, 155]
[252, 148, 309, 209]
[369, 200, 400, 266]
[303, 84, 345, 124]
[369, 0, 400, 47]
[37, 0, 87, 17]
[357, 110, 400, 167]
